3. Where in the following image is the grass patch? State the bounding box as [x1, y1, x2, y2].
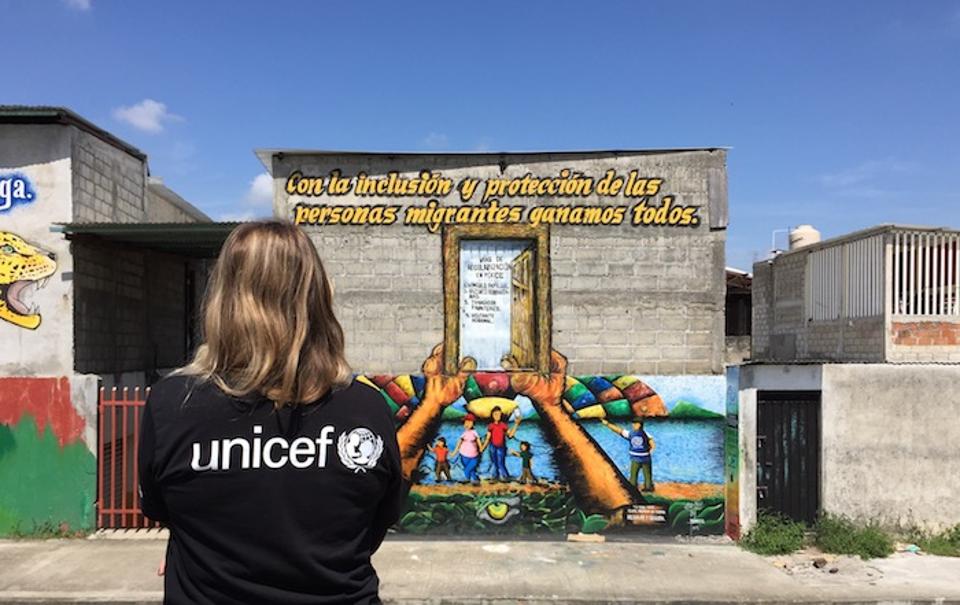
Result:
[740, 512, 806, 555]
[815, 514, 894, 559]
[911, 525, 960, 557]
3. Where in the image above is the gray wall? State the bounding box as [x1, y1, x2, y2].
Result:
[738, 363, 960, 532]
[147, 179, 211, 223]
[72, 129, 147, 223]
[821, 364, 960, 530]
[271, 150, 728, 375]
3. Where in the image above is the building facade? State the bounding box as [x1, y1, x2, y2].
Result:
[264, 149, 735, 536]
[740, 225, 960, 532]
[0, 107, 209, 535]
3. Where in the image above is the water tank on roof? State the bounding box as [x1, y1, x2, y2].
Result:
[789, 225, 821, 250]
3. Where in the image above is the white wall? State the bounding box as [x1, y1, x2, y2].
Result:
[736, 364, 823, 532]
[0, 124, 74, 376]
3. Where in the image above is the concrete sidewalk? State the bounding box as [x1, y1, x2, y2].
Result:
[0, 533, 958, 604]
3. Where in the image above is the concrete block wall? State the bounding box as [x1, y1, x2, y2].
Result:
[71, 129, 147, 223]
[73, 240, 188, 376]
[750, 262, 773, 359]
[550, 228, 725, 375]
[753, 249, 884, 363]
[275, 151, 727, 376]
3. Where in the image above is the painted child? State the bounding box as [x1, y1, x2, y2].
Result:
[451, 413, 481, 483]
[510, 441, 536, 484]
[431, 436, 451, 482]
[601, 417, 655, 492]
[480, 406, 521, 481]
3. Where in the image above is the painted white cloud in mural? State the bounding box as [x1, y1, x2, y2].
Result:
[112, 99, 183, 134]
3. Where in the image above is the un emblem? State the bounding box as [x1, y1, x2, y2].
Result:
[337, 427, 384, 473]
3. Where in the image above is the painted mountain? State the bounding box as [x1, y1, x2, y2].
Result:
[668, 400, 723, 420]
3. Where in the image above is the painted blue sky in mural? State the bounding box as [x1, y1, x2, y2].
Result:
[3, 0, 959, 270]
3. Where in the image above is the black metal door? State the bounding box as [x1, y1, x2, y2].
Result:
[757, 391, 821, 524]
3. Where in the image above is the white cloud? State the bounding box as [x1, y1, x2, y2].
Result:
[818, 158, 917, 189]
[422, 132, 449, 149]
[112, 99, 183, 134]
[64, 0, 91, 10]
[245, 173, 274, 208]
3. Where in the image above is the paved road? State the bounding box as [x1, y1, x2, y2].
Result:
[0, 534, 958, 603]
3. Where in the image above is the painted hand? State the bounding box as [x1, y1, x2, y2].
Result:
[505, 350, 567, 408]
[397, 344, 476, 479]
[421, 343, 476, 408]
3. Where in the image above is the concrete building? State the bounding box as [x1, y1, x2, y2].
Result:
[0, 107, 212, 535]
[739, 225, 960, 532]
[2, 116, 740, 538]
[261, 149, 737, 536]
[725, 267, 752, 365]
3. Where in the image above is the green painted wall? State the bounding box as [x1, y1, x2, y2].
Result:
[0, 415, 96, 535]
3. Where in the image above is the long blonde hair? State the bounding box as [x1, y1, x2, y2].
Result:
[182, 220, 352, 405]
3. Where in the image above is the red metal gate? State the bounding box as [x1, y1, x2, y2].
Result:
[97, 387, 160, 529]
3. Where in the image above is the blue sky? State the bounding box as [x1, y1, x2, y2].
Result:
[3, 0, 959, 269]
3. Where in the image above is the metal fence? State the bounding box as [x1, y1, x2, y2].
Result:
[892, 230, 960, 317]
[806, 230, 959, 321]
[97, 387, 159, 529]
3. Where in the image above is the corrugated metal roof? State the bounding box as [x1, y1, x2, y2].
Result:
[56, 221, 241, 258]
[0, 105, 146, 161]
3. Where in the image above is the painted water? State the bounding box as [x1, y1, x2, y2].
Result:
[417, 418, 724, 486]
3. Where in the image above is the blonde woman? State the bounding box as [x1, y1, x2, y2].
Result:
[138, 221, 405, 604]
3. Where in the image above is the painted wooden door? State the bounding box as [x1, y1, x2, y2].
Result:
[510, 247, 535, 368]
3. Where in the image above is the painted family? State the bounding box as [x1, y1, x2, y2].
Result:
[428, 404, 657, 492]
[430, 406, 536, 484]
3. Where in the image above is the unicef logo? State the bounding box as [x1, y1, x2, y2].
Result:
[337, 427, 384, 473]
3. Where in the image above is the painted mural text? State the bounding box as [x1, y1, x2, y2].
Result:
[288, 168, 701, 231]
[0, 173, 35, 213]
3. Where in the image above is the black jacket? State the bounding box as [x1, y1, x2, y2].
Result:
[138, 375, 406, 604]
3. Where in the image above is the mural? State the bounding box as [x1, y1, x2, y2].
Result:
[724, 366, 741, 539]
[359, 347, 727, 535]
[0, 377, 96, 535]
[0, 172, 36, 213]
[0, 231, 57, 330]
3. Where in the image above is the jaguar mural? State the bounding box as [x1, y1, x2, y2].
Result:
[0, 231, 57, 330]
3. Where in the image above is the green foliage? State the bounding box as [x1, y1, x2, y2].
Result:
[577, 510, 608, 534]
[0, 416, 96, 536]
[815, 514, 894, 559]
[397, 489, 587, 535]
[911, 525, 960, 557]
[643, 495, 725, 534]
[740, 512, 806, 555]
